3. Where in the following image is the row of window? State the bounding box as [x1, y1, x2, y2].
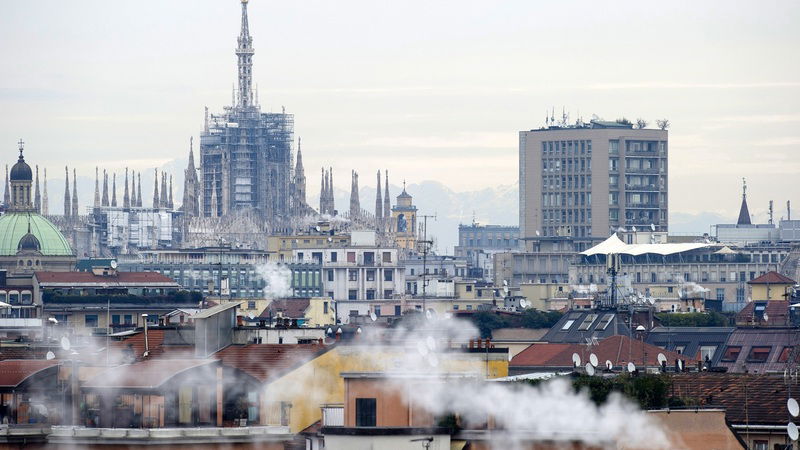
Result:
[330, 269, 394, 282]
[540, 140, 593, 156]
[542, 191, 593, 207]
[578, 270, 772, 285]
[343, 289, 395, 300]
[541, 157, 593, 174]
[297, 251, 393, 264]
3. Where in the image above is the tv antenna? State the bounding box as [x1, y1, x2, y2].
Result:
[419, 213, 437, 314]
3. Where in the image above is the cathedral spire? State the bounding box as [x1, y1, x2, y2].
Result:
[94, 167, 100, 208]
[41, 168, 48, 215]
[319, 168, 326, 214]
[34, 165, 41, 213]
[153, 169, 160, 209]
[72, 169, 78, 217]
[183, 137, 199, 216]
[137, 172, 142, 207]
[737, 177, 751, 225]
[64, 166, 71, 218]
[111, 172, 117, 207]
[375, 170, 383, 223]
[349, 170, 360, 219]
[101, 170, 109, 207]
[123, 168, 130, 208]
[169, 174, 174, 209]
[236, 0, 255, 109]
[210, 178, 218, 217]
[160, 172, 168, 206]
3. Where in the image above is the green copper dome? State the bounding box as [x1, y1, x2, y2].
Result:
[0, 213, 73, 256]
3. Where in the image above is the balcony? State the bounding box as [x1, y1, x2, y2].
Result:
[624, 184, 660, 192]
[47, 425, 292, 445]
[321, 404, 344, 427]
[624, 167, 660, 175]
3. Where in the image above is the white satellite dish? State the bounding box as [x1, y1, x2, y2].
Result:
[678, 359, 684, 371]
[657, 353, 667, 365]
[789, 398, 800, 417]
[336, 327, 342, 334]
[606, 360, 613, 370]
[425, 310, 433, 320]
[535, 230, 541, 236]
[571, 353, 581, 367]
[426, 336, 436, 351]
[627, 362, 636, 373]
[369, 312, 377, 322]
[60, 337, 71, 351]
[110, 260, 118, 269]
[632, 226, 637, 232]
[356, 327, 362, 334]
[650, 223, 656, 231]
[45, 351, 55, 361]
[763, 313, 769, 322]
[315, 226, 321, 232]
[519, 299, 527, 308]
[416, 341, 429, 356]
[326, 327, 333, 335]
[789, 422, 799, 441]
[585, 363, 595, 376]
[589, 353, 598, 367]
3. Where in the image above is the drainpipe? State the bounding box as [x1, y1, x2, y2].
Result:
[142, 313, 150, 357]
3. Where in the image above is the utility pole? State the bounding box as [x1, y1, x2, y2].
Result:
[418, 214, 436, 314]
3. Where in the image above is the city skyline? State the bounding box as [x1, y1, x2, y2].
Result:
[1, 0, 798, 225]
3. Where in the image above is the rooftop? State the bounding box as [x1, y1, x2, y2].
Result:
[0, 359, 59, 388]
[581, 234, 712, 257]
[747, 271, 796, 285]
[82, 359, 218, 389]
[215, 343, 327, 382]
[35, 271, 180, 287]
[261, 298, 310, 319]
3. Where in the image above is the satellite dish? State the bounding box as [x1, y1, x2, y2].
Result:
[416, 341, 429, 356]
[632, 226, 637, 232]
[369, 312, 377, 322]
[678, 359, 684, 371]
[585, 363, 595, 376]
[248, 312, 255, 320]
[110, 260, 118, 269]
[657, 353, 667, 365]
[327, 237, 332, 242]
[763, 313, 769, 322]
[60, 337, 71, 351]
[519, 299, 527, 308]
[426, 336, 436, 351]
[650, 223, 656, 231]
[45, 351, 55, 361]
[606, 360, 613, 370]
[789, 398, 800, 417]
[572, 353, 581, 367]
[356, 327, 362, 334]
[789, 422, 799, 441]
[589, 353, 598, 367]
[425, 310, 433, 320]
[326, 327, 333, 335]
[535, 230, 541, 236]
[336, 327, 342, 334]
[315, 226, 321, 232]
[627, 362, 636, 373]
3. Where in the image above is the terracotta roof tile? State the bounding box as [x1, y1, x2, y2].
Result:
[83, 359, 218, 389]
[261, 299, 311, 319]
[735, 301, 791, 326]
[748, 271, 796, 285]
[511, 335, 696, 369]
[0, 359, 59, 387]
[215, 344, 328, 382]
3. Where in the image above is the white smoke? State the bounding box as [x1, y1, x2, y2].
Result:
[254, 262, 293, 298]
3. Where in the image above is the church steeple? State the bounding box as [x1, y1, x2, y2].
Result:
[71, 169, 78, 217]
[236, 0, 255, 108]
[375, 170, 383, 223]
[349, 170, 360, 219]
[63, 166, 71, 218]
[737, 177, 752, 225]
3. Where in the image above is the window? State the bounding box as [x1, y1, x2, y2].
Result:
[330, 252, 338, 262]
[382, 252, 392, 263]
[383, 289, 393, 298]
[366, 270, 375, 281]
[394, 305, 401, 316]
[466, 285, 473, 292]
[699, 345, 717, 362]
[715, 288, 725, 301]
[124, 314, 133, 325]
[747, 346, 771, 363]
[674, 345, 686, 355]
[347, 252, 356, 263]
[384, 270, 393, 282]
[327, 270, 334, 282]
[355, 398, 376, 427]
[466, 305, 473, 310]
[348, 269, 358, 281]
[752, 441, 767, 450]
[577, 314, 598, 331]
[85, 315, 99, 328]
[453, 305, 459, 310]
[247, 301, 256, 310]
[348, 290, 358, 300]
[721, 346, 741, 362]
[323, 302, 329, 314]
[736, 287, 745, 303]
[366, 289, 375, 300]
[596, 314, 614, 331]
[111, 314, 121, 325]
[364, 252, 375, 265]
[374, 305, 381, 316]
[778, 346, 792, 363]
[561, 319, 576, 331]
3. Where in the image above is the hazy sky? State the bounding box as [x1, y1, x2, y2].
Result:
[1, 0, 798, 223]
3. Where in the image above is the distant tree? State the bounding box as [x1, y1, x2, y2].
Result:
[655, 311, 733, 327]
[519, 309, 563, 329]
[527, 373, 673, 410]
[656, 119, 670, 130]
[616, 117, 633, 126]
[471, 311, 510, 338]
[635, 118, 648, 129]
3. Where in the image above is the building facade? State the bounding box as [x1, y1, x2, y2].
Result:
[520, 119, 668, 251]
[454, 223, 520, 280]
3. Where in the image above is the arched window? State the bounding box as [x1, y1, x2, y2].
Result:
[26, 260, 32, 266]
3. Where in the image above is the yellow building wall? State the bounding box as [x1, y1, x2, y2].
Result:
[454, 281, 478, 299]
[305, 297, 336, 327]
[750, 283, 792, 301]
[263, 345, 509, 433]
[519, 283, 569, 310]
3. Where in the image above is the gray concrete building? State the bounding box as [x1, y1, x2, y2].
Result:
[519, 119, 668, 252]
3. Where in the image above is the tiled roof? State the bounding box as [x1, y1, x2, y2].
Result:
[511, 335, 696, 370]
[735, 301, 791, 326]
[715, 327, 800, 373]
[646, 327, 734, 367]
[671, 373, 798, 425]
[541, 310, 631, 344]
[491, 328, 549, 341]
[215, 344, 328, 382]
[107, 329, 194, 363]
[35, 271, 180, 286]
[261, 299, 310, 319]
[748, 271, 796, 285]
[83, 359, 217, 389]
[0, 360, 59, 387]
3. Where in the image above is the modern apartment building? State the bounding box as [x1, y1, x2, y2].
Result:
[519, 119, 668, 251]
